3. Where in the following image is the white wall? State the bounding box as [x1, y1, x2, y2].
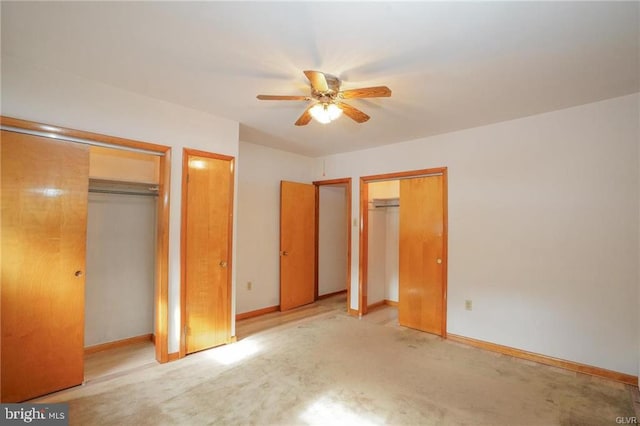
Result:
[369, 180, 400, 200]
[318, 186, 348, 296]
[367, 208, 387, 305]
[366, 206, 399, 304]
[89, 146, 159, 184]
[368, 181, 400, 304]
[85, 192, 156, 346]
[384, 207, 400, 302]
[1, 55, 240, 353]
[315, 94, 640, 375]
[235, 141, 314, 314]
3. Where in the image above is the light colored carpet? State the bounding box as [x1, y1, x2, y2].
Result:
[38, 308, 633, 425]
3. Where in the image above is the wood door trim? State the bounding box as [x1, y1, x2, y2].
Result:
[236, 305, 280, 321]
[155, 148, 171, 362]
[0, 116, 170, 153]
[441, 171, 449, 338]
[181, 147, 235, 162]
[314, 178, 352, 314]
[447, 334, 637, 385]
[359, 178, 369, 316]
[367, 300, 386, 310]
[312, 178, 350, 186]
[360, 168, 446, 182]
[84, 334, 153, 355]
[314, 185, 320, 300]
[359, 167, 448, 336]
[180, 148, 235, 358]
[0, 116, 171, 364]
[317, 289, 347, 300]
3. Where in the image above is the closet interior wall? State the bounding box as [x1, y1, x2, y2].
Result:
[85, 146, 159, 347]
[367, 180, 400, 306]
[317, 185, 349, 297]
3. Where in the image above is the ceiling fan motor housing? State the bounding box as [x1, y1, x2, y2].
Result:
[311, 73, 341, 100]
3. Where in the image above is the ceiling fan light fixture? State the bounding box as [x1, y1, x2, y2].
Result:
[256, 70, 390, 126]
[309, 102, 342, 124]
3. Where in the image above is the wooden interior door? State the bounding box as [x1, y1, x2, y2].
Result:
[280, 181, 316, 311]
[183, 151, 234, 354]
[398, 175, 445, 335]
[1, 131, 89, 402]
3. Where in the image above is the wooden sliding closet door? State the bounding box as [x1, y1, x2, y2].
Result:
[280, 181, 316, 311]
[398, 175, 445, 336]
[1, 131, 89, 402]
[183, 151, 234, 354]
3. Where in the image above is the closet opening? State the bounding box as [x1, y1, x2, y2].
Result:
[359, 168, 448, 337]
[365, 180, 401, 312]
[84, 147, 161, 382]
[1, 116, 170, 402]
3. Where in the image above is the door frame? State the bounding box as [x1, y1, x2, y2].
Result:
[179, 148, 235, 358]
[313, 178, 352, 311]
[359, 167, 448, 336]
[0, 116, 172, 363]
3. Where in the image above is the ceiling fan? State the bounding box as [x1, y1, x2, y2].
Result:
[256, 70, 391, 126]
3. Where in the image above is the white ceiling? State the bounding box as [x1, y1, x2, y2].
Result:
[2, 2, 638, 157]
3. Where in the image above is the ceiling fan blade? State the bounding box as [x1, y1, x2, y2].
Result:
[304, 70, 329, 92]
[339, 103, 370, 123]
[257, 95, 310, 101]
[295, 105, 313, 126]
[340, 86, 392, 99]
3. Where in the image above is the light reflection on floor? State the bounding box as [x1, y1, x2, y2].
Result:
[299, 393, 384, 426]
[204, 338, 261, 365]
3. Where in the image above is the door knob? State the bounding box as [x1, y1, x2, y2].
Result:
[436, 258, 442, 264]
[219, 261, 227, 268]
[74, 270, 83, 277]
[281, 251, 289, 256]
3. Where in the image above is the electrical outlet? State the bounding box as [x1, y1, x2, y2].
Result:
[247, 281, 252, 291]
[465, 300, 472, 311]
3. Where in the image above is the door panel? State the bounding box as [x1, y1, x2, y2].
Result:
[398, 175, 444, 335]
[1, 131, 89, 402]
[184, 153, 233, 354]
[280, 181, 316, 311]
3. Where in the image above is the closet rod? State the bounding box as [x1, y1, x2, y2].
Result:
[89, 189, 158, 197]
[1, 125, 164, 157]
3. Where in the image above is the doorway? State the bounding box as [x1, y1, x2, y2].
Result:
[278, 178, 352, 314]
[359, 168, 448, 337]
[314, 178, 352, 312]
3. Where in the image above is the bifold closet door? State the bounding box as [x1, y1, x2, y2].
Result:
[280, 181, 316, 311]
[1, 131, 89, 402]
[183, 151, 233, 354]
[398, 175, 445, 336]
